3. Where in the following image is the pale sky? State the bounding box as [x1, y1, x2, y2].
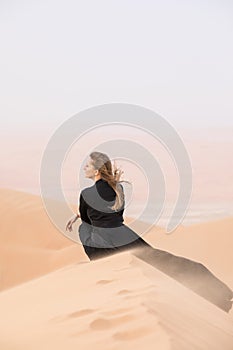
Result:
[1, 1, 233, 228]
[1, 0, 233, 138]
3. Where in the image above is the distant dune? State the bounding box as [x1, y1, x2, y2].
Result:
[0, 188, 88, 291]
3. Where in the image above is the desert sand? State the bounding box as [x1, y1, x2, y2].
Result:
[0, 188, 233, 349]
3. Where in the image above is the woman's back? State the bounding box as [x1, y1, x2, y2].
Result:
[79, 178, 125, 228]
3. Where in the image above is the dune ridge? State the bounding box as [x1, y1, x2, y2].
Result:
[0, 252, 233, 349]
[1, 188, 233, 348]
[1, 188, 233, 293]
[0, 188, 88, 291]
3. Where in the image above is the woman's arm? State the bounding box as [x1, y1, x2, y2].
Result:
[65, 212, 80, 232]
[79, 191, 92, 225]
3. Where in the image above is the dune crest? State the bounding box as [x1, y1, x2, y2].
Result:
[0, 188, 88, 291]
[0, 252, 232, 349]
[1, 188, 233, 348]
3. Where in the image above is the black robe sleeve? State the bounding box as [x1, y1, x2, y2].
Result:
[79, 191, 91, 225]
[78, 190, 93, 248]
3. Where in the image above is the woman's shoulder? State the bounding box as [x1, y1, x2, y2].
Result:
[80, 182, 102, 199]
[80, 186, 93, 197]
[79, 187, 95, 209]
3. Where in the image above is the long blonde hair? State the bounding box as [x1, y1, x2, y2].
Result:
[89, 151, 129, 211]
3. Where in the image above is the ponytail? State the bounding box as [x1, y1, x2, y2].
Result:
[89, 152, 130, 211]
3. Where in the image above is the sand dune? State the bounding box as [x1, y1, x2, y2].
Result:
[0, 252, 232, 350]
[0, 188, 88, 291]
[1, 188, 233, 296]
[145, 218, 233, 290]
[1, 188, 233, 348]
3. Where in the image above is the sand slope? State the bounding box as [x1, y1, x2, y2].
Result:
[1, 188, 233, 297]
[0, 252, 232, 350]
[145, 217, 233, 290]
[1, 188, 233, 349]
[0, 188, 88, 291]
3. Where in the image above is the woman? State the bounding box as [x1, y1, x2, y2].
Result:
[66, 151, 150, 260]
[66, 151, 233, 312]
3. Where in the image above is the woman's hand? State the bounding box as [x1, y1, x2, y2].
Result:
[65, 213, 80, 232]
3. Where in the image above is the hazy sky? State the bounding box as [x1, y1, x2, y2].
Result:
[1, 0, 233, 137]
